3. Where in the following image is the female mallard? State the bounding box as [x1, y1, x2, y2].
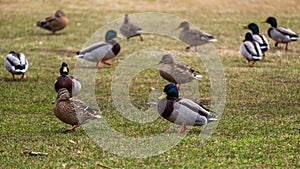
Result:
[176, 21, 217, 51]
[4, 51, 29, 80]
[157, 84, 217, 133]
[36, 10, 68, 35]
[243, 23, 269, 57]
[262, 16, 298, 50]
[76, 30, 121, 68]
[54, 88, 101, 131]
[119, 14, 144, 41]
[54, 62, 81, 98]
[240, 32, 262, 67]
[157, 54, 202, 89]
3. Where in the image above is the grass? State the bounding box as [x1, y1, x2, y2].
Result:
[0, 0, 300, 168]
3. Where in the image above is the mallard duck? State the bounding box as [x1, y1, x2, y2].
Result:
[119, 14, 143, 41]
[240, 32, 262, 67]
[157, 84, 217, 134]
[243, 23, 269, 57]
[36, 10, 68, 35]
[176, 21, 217, 51]
[156, 54, 202, 89]
[54, 62, 81, 98]
[262, 16, 298, 50]
[54, 88, 101, 131]
[4, 51, 29, 80]
[76, 30, 121, 68]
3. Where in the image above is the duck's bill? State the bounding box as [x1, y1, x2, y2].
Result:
[242, 25, 248, 29]
[159, 92, 167, 99]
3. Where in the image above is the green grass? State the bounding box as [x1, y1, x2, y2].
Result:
[1, 0, 300, 168]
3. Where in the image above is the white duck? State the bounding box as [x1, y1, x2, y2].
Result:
[4, 51, 29, 80]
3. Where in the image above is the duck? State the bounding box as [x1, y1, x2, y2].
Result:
[4, 51, 29, 80]
[76, 30, 121, 68]
[36, 10, 68, 35]
[243, 23, 269, 57]
[119, 14, 144, 41]
[156, 54, 202, 90]
[54, 88, 101, 132]
[176, 21, 217, 51]
[262, 16, 298, 50]
[54, 62, 81, 98]
[157, 84, 217, 134]
[240, 32, 262, 67]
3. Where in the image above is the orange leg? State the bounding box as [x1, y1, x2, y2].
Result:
[285, 43, 288, 50]
[177, 125, 187, 134]
[101, 60, 112, 66]
[64, 123, 80, 132]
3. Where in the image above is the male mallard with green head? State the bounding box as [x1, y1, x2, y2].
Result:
[36, 10, 68, 35]
[54, 88, 101, 132]
[76, 30, 121, 68]
[262, 16, 298, 50]
[54, 62, 81, 98]
[157, 84, 217, 134]
[243, 23, 269, 57]
[240, 32, 262, 67]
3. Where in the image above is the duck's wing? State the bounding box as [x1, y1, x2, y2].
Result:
[172, 101, 207, 126]
[177, 98, 211, 117]
[277, 26, 298, 36]
[71, 98, 101, 124]
[77, 41, 108, 54]
[253, 34, 269, 51]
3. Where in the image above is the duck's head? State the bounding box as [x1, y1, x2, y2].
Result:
[57, 88, 70, 101]
[176, 21, 190, 30]
[262, 16, 277, 28]
[244, 32, 254, 41]
[105, 30, 117, 41]
[243, 23, 259, 34]
[55, 10, 66, 17]
[60, 62, 69, 75]
[156, 54, 175, 65]
[124, 14, 129, 24]
[159, 84, 179, 99]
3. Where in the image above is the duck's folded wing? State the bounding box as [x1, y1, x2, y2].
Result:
[6, 53, 21, 66]
[242, 41, 259, 56]
[277, 26, 298, 37]
[173, 102, 207, 126]
[77, 41, 108, 54]
[177, 98, 210, 117]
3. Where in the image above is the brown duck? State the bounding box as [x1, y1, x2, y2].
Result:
[54, 88, 101, 132]
[36, 10, 68, 35]
[157, 54, 202, 89]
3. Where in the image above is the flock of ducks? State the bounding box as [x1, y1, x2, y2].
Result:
[241, 17, 298, 67]
[3, 10, 298, 133]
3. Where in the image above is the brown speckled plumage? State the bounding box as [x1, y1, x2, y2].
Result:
[36, 10, 68, 35]
[157, 54, 202, 85]
[54, 88, 101, 131]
